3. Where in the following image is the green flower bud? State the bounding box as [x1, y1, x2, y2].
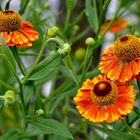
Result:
[127, 20, 132, 27]
[85, 37, 95, 46]
[58, 43, 71, 55]
[69, 123, 76, 128]
[4, 90, 15, 107]
[44, 2, 51, 9]
[35, 8, 42, 15]
[74, 48, 86, 61]
[35, 109, 44, 116]
[71, 25, 79, 35]
[47, 26, 59, 37]
[73, 25, 79, 31]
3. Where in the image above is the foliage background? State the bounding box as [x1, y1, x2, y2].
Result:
[0, 0, 140, 140]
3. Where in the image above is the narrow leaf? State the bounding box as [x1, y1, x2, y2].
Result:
[30, 118, 73, 139]
[0, 129, 18, 140]
[23, 81, 34, 105]
[85, 0, 98, 33]
[94, 125, 136, 140]
[0, 36, 16, 70]
[27, 52, 63, 81]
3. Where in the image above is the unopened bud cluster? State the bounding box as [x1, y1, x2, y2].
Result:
[58, 43, 71, 55]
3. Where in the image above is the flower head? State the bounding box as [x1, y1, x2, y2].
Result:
[99, 34, 140, 82]
[100, 18, 127, 34]
[0, 10, 39, 48]
[73, 75, 135, 123]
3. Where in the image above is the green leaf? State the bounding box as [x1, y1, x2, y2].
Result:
[60, 65, 79, 84]
[121, 0, 135, 7]
[85, 0, 98, 33]
[133, 128, 140, 136]
[0, 129, 18, 140]
[94, 125, 136, 140]
[19, 0, 30, 14]
[21, 127, 45, 137]
[34, 89, 42, 112]
[23, 81, 34, 106]
[30, 118, 73, 139]
[50, 87, 77, 114]
[0, 36, 16, 70]
[27, 52, 63, 81]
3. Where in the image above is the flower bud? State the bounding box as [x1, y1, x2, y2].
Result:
[58, 43, 71, 55]
[44, 2, 51, 9]
[85, 37, 95, 46]
[4, 90, 15, 107]
[35, 109, 44, 116]
[127, 20, 132, 27]
[35, 8, 42, 15]
[47, 26, 59, 37]
[69, 123, 76, 128]
[74, 48, 86, 61]
[71, 25, 79, 35]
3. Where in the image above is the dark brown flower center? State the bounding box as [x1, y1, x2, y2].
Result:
[120, 36, 129, 42]
[92, 81, 118, 106]
[93, 81, 112, 96]
[0, 10, 22, 32]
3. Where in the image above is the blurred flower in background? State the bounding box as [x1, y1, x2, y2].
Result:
[100, 18, 128, 34]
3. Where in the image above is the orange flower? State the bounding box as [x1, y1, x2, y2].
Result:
[100, 18, 127, 34]
[99, 34, 140, 82]
[0, 10, 39, 48]
[73, 75, 135, 123]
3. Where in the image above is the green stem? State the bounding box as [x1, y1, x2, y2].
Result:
[102, 122, 108, 129]
[0, 80, 19, 93]
[64, 8, 71, 33]
[19, 52, 47, 57]
[0, 95, 5, 100]
[0, 54, 21, 84]
[22, 37, 62, 83]
[11, 47, 26, 76]
[122, 119, 140, 140]
[64, 55, 80, 86]
[19, 84, 28, 133]
[80, 45, 90, 82]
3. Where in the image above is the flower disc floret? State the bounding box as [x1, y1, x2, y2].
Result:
[114, 34, 140, 63]
[0, 10, 22, 32]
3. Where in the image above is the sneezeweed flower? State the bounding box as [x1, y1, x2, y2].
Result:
[73, 75, 135, 123]
[99, 34, 140, 82]
[0, 10, 39, 48]
[100, 18, 127, 34]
